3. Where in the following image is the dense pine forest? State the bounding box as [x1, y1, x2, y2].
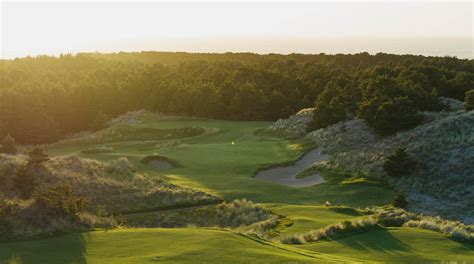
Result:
[1, 52, 473, 144]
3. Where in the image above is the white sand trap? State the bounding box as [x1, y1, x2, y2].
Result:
[256, 148, 328, 187]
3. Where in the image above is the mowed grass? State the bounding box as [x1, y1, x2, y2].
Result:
[265, 204, 363, 234]
[47, 119, 395, 207]
[0, 228, 351, 264]
[38, 118, 474, 263]
[299, 227, 474, 263]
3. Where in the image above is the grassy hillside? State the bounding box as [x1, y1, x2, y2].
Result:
[47, 118, 395, 207]
[1, 116, 472, 263]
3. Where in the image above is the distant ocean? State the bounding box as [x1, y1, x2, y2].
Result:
[2, 37, 472, 59]
[132, 37, 472, 59]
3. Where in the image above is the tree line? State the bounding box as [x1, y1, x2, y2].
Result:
[1, 52, 473, 144]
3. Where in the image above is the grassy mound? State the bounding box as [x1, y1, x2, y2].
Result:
[307, 110, 474, 222]
[0, 189, 115, 241]
[80, 146, 116, 154]
[140, 154, 179, 168]
[123, 199, 273, 229]
[281, 207, 473, 245]
[62, 125, 205, 145]
[0, 154, 219, 215]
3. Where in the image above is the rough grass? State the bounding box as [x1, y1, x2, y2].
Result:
[281, 207, 474, 245]
[307, 110, 474, 222]
[3, 118, 473, 263]
[0, 192, 116, 241]
[60, 125, 205, 145]
[80, 146, 116, 154]
[258, 99, 473, 222]
[0, 154, 219, 215]
[123, 199, 272, 229]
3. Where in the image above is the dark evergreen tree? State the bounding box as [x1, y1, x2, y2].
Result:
[1, 134, 17, 154]
[383, 148, 416, 177]
[392, 192, 408, 208]
[0, 52, 472, 144]
[464, 89, 474, 111]
[27, 147, 50, 167]
[13, 166, 36, 198]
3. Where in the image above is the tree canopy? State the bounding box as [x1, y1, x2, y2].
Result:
[1, 52, 472, 143]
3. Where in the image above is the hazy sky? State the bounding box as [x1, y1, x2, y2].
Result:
[1, 1, 473, 58]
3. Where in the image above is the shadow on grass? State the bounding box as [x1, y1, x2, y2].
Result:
[0, 233, 87, 264]
[335, 229, 413, 253]
[328, 207, 361, 216]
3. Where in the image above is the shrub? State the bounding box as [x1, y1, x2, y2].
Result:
[383, 148, 416, 177]
[80, 146, 115, 154]
[282, 217, 379, 244]
[1, 134, 17, 154]
[404, 218, 473, 242]
[359, 96, 422, 135]
[27, 147, 49, 167]
[13, 166, 36, 198]
[34, 184, 90, 220]
[392, 192, 408, 208]
[123, 199, 271, 229]
[465, 89, 474, 111]
[0, 195, 18, 239]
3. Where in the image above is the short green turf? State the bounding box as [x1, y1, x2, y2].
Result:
[265, 204, 363, 234]
[24, 118, 471, 263]
[47, 119, 395, 207]
[299, 227, 474, 263]
[0, 228, 349, 264]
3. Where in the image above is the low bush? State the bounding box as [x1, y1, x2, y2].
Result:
[307, 109, 474, 221]
[67, 125, 206, 144]
[1, 135, 17, 154]
[282, 207, 474, 245]
[13, 165, 36, 198]
[368, 207, 473, 243]
[123, 199, 272, 229]
[0, 154, 219, 215]
[33, 184, 90, 221]
[281, 217, 380, 244]
[404, 219, 473, 243]
[80, 146, 116, 154]
[391, 192, 408, 209]
[0, 186, 114, 241]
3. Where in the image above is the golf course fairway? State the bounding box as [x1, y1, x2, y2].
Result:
[1, 119, 472, 263]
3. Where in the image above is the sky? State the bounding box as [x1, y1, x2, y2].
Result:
[1, 1, 473, 58]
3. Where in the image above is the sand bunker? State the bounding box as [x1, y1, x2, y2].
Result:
[141, 155, 176, 170]
[148, 159, 174, 170]
[256, 148, 328, 187]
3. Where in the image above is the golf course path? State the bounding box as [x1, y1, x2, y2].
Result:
[256, 148, 328, 187]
